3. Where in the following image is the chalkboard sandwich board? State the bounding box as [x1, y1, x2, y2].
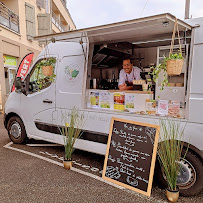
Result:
[102, 117, 160, 197]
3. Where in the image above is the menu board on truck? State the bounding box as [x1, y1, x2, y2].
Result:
[102, 117, 160, 197]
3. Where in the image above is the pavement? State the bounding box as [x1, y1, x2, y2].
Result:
[0, 114, 202, 203]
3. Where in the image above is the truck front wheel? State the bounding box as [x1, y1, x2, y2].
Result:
[155, 148, 203, 196]
[7, 116, 27, 144]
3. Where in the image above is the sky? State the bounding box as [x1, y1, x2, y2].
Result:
[66, 0, 203, 29]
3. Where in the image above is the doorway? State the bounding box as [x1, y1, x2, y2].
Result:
[4, 66, 17, 95]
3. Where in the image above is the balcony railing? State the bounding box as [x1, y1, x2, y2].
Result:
[0, 2, 19, 33]
[52, 11, 66, 32]
[60, 0, 67, 7]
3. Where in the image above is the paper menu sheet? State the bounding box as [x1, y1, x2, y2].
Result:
[114, 92, 125, 111]
[157, 100, 169, 115]
[90, 91, 99, 108]
[168, 101, 180, 116]
[125, 93, 135, 109]
[145, 100, 156, 114]
[100, 92, 111, 109]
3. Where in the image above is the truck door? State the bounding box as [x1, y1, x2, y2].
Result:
[20, 55, 58, 141]
[53, 41, 88, 143]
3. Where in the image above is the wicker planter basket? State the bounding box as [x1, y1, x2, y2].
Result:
[166, 59, 183, 76]
[42, 66, 53, 76]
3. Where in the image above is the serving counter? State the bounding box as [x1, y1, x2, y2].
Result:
[86, 89, 154, 112]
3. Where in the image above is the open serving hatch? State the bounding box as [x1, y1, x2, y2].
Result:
[35, 13, 192, 47]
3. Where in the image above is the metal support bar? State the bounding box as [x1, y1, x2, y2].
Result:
[132, 36, 191, 45]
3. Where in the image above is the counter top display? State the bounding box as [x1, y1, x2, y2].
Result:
[87, 89, 154, 112]
[86, 89, 186, 119]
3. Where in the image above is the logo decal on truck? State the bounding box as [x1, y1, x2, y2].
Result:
[65, 64, 80, 83]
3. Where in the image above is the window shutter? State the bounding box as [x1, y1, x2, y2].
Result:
[25, 3, 36, 40]
[37, 14, 51, 36]
[36, 0, 45, 9]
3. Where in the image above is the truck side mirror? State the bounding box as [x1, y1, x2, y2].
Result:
[14, 77, 22, 92]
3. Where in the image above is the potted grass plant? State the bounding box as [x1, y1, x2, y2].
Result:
[60, 107, 84, 170]
[158, 119, 188, 202]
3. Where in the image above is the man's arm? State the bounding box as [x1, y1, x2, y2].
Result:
[118, 70, 133, 90]
[119, 83, 133, 90]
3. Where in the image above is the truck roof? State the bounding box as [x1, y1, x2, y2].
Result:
[35, 13, 192, 46]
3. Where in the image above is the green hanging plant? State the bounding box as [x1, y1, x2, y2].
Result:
[35, 57, 57, 91]
[149, 53, 183, 92]
[36, 57, 56, 69]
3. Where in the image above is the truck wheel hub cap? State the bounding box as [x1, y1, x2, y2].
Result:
[10, 122, 21, 139]
[176, 158, 196, 189]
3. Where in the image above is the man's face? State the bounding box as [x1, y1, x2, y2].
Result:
[123, 59, 133, 74]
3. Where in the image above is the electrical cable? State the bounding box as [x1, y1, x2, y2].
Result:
[140, 0, 149, 18]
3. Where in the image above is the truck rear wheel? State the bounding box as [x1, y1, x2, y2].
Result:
[155, 148, 203, 196]
[7, 116, 27, 144]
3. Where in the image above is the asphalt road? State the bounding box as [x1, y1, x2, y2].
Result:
[0, 114, 202, 203]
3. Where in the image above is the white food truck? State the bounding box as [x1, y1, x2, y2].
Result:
[4, 14, 203, 196]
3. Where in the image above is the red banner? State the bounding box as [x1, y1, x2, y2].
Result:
[12, 53, 34, 92]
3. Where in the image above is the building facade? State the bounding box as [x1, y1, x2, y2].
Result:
[0, 0, 76, 109]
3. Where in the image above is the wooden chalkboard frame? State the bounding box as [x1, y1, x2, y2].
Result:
[102, 117, 160, 197]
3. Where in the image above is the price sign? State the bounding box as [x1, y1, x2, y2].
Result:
[102, 117, 160, 197]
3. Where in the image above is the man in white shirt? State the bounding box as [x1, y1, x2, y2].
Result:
[118, 58, 141, 90]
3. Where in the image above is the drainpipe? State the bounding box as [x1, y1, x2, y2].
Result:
[50, 0, 52, 34]
[45, 0, 49, 13]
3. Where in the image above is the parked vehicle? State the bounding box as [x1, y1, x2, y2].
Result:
[4, 13, 203, 196]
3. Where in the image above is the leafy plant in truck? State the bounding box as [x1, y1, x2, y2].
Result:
[36, 57, 56, 69]
[35, 57, 57, 91]
[149, 53, 183, 92]
[149, 58, 168, 91]
[36, 73, 56, 90]
[167, 53, 183, 60]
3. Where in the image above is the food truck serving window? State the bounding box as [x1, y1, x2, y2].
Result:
[84, 14, 191, 119]
[34, 13, 191, 120]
